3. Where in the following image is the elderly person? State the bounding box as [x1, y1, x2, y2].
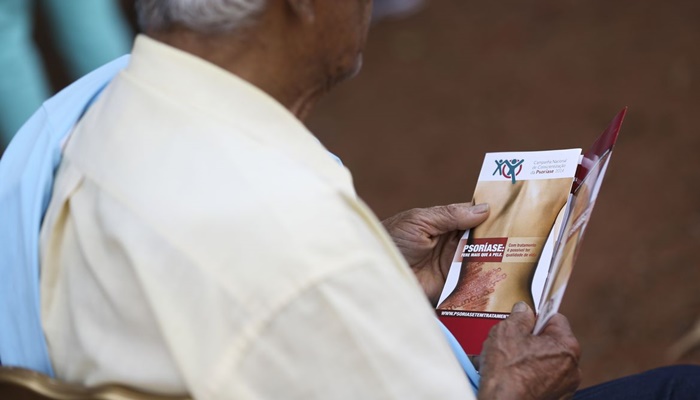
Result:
[1, 0, 698, 399]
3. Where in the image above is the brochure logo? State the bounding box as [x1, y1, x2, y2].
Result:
[493, 159, 524, 184]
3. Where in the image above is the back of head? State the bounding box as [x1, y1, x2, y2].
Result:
[133, 0, 373, 118]
[135, 0, 267, 33]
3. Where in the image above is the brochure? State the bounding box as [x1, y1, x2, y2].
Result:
[436, 108, 627, 355]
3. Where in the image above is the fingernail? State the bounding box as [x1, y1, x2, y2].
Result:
[512, 301, 528, 313]
[472, 203, 489, 214]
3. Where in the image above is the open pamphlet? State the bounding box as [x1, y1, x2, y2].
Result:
[436, 108, 627, 355]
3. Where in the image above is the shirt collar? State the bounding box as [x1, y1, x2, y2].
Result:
[126, 35, 356, 196]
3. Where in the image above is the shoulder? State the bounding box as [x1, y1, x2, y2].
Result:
[75, 126, 386, 291]
[61, 71, 397, 305]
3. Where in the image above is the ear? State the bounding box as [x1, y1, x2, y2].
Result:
[286, 0, 316, 24]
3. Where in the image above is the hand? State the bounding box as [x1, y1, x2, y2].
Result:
[381, 203, 489, 305]
[478, 302, 582, 400]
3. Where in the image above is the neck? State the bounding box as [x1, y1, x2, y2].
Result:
[149, 27, 326, 121]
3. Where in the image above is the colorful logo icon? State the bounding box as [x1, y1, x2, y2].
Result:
[493, 159, 524, 184]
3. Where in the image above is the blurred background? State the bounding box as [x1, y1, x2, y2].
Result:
[4, 0, 700, 389]
[313, 0, 700, 388]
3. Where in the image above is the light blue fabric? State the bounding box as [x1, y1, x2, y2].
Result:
[0, 55, 130, 375]
[0, 54, 479, 394]
[439, 320, 481, 392]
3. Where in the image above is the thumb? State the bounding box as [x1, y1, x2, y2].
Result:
[424, 203, 490, 236]
[505, 301, 536, 334]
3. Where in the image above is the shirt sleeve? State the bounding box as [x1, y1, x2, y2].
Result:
[42, 164, 477, 400]
[205, 253, 476, 399]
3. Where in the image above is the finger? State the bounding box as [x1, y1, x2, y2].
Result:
[503, 301, 536, 334]
[469, 355, 481, 371]
[541, 313, 575, 339]
[542, 313, 581, 359]
[423, 203, 490, 236]
[542, 313, 572, 332]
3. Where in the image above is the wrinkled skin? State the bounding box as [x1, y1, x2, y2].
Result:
[383, 205, 582, 399]
[478, 303, 582, 400]
[381, 202, 490, 306]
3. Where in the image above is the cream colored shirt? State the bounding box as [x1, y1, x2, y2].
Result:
[39, 36, 475, 400]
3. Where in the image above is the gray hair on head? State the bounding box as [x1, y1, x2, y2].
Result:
[136, 0, 267, 33]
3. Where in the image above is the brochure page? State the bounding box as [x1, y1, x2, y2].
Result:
[436, 108, 626, 355]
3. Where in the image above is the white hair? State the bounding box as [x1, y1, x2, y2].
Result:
[136, 0, 267, 33]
